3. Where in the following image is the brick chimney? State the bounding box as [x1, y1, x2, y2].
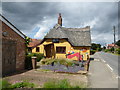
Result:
[58, 13, 62, 26]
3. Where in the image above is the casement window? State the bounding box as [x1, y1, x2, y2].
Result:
[56, 47, 66, 53]
[36, 47, 40, 52]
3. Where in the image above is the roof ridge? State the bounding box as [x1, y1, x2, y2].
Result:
[0, 14, 26, 39]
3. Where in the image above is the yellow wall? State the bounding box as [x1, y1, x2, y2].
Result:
[32, 44, 44, 54]
[32, 39, 90, 60]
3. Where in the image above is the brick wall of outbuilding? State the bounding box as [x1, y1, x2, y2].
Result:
[2, 20, 26, 71]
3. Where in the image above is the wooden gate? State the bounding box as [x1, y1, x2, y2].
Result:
[2, 38, 16, 76]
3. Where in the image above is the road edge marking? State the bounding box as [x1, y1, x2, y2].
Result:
[106, 64, 113, 72]
[102, 59, 106, 63]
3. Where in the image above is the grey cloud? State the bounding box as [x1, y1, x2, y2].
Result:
[2, 2, 118, 44]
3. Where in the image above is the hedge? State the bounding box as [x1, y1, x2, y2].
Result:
[116, 48, 120, 54]
[25, 53, 44, 69]
[90, 50, 96, 55]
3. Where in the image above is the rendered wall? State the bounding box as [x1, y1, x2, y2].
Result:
[32, 39, 90, 60]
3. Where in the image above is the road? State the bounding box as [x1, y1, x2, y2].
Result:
[94, 51, 119, 77]
[88, 54, 118, 88]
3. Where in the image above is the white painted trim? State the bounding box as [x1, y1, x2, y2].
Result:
[1, 16, 25, 39]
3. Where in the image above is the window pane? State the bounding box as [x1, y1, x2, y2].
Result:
[36, 47, 39, 52]
[56, 47, 66, 53]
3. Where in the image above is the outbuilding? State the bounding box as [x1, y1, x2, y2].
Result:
[1, 15, 26, 76]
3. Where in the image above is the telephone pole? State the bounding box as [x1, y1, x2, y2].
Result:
[113, 26, 116, 53]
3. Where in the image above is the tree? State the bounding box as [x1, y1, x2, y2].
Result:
[103, 46, 106, 50]
[91, 43, 97, 50]
[115, 40, 120, 46]
[91, 43, 102, 51]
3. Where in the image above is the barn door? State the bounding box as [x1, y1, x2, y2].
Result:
[2, 39, 16, 76]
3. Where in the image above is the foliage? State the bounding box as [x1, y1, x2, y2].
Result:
[97, 48, 102, 51]
[10, 81, 35, 88]
[90, 50, 96, 55]
[104, 49, 111, 52]
[25, 53, 44, 69]
[115, 40, 120, 46]
[91, 43, 101, 51]
[102, 46, 106, 50]
[116, 48, 120, 54]
[110, 47, 114, 52]
[104, 48, 120, 55]
[25, 54, 32, 70]
[0, 80, 35, 89]
[40, 58, 75, 67]
[38, 69, 51, 72]
[25, 36, 31, 47]
[104, 48, 114, 53]
[27, 53, 44, 62]
[0, 79, 11, 89]
[25, 36, 31, 54]
[43, 79, 86, 89]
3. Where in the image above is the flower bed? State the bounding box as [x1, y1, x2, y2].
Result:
[39, 58, 87, 73]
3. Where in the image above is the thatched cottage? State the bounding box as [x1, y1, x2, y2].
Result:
[32, 13, 91, 61]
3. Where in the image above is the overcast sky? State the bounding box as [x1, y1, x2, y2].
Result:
[2, 2, 119, 45]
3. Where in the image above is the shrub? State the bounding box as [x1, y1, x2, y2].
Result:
[33, 53, 44, 62]
[43, 79, 86, 88]
[104, 49, 111, 52]
[57, 79, 71, 88]
[110, 47, 114, 52]
[116, 48, 120, 54]
[10, 81, 35, 88]
[25, 53, 44, 69]
[0, 80, 35, 89]
[40, 58, 75, 67]
[90, 50, 96, 55]
[27, 53, 44, 62]
[97, 48, 102, 51]
[0, 79, 11, 89]
[25, 54, 32, 70]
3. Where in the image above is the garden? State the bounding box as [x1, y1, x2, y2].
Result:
[39, 58, 87, 73]
[24, 52, 88, 73]
[0, 53, 88, 89]
[1, 69, 87, 89]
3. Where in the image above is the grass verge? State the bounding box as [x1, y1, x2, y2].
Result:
[43, 79, 86, 89]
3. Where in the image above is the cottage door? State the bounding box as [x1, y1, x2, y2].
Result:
[2, 39, 16, 76]
[44, 44, 54, 58]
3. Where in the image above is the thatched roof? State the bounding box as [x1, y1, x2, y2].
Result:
[44, 24, 91, 46]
